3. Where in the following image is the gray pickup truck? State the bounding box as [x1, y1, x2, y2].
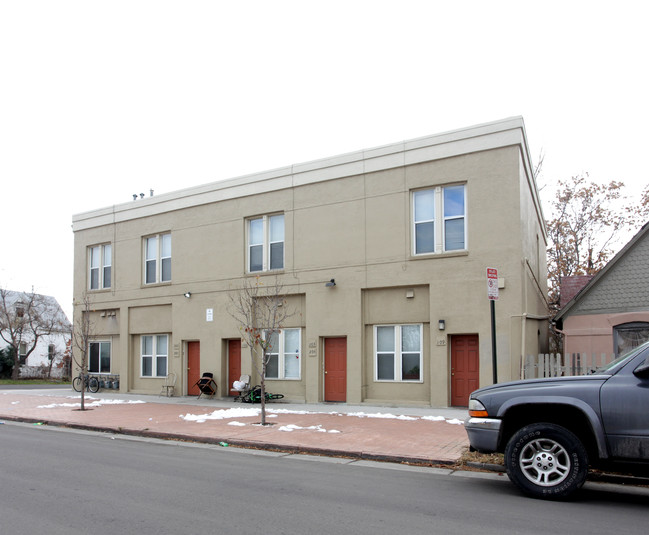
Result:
[465, 341, 649, 499]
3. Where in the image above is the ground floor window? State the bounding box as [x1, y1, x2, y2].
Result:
[265, 328, 301, 379]
[614, 322, 649, 356]
[141, 334, 168, 377]
[89, 341, 111, 373]
[375, 324, 422, 382]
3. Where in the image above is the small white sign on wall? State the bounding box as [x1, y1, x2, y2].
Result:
[206, 308, 214, 322]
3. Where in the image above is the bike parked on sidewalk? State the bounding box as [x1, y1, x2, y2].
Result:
[72, 373, 100, 393]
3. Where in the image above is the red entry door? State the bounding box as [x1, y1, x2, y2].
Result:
[228, 339, 242, 397]
[324, 338, 347, 402]
[187, 341, 201, 395]
[450, 335, 479, 407]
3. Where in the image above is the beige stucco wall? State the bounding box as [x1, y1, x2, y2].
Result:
[562, 311, 649, 355]
[72, 119, 548, 406]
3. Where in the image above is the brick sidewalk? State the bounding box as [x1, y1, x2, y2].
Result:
[0, 390, 469, 464]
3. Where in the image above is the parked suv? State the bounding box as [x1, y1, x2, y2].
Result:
[465, 341, 649, 499]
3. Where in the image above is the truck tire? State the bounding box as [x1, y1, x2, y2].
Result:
[504, 423, 588, 499]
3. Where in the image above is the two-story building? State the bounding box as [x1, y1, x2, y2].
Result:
[72, 117, 548, 407]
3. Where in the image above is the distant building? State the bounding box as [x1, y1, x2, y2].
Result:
[0, 290, 71, 377]
[555, 222, 649, 356]
[72, 117, 548, 407]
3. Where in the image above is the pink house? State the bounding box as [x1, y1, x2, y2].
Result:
[554, 222, 649, 357]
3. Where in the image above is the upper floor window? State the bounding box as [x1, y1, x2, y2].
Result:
[413, 185, 466, 255]
[248, 214, 284, 272]
[144, 233, 171, 284]
[89, 244, 112, 290]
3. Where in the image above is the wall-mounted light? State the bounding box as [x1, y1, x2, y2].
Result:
[438, 319, 446, 331]
[325, 279, 336, 287]
[184, 292, 192, 299]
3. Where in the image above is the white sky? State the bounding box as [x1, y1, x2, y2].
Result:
[1, 0, 647, 320]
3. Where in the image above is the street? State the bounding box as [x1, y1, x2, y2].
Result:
[1, 423, 647, 535]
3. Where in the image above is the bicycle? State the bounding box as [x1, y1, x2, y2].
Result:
[72, 374, 100, 393]
[241, 385, 284, 403]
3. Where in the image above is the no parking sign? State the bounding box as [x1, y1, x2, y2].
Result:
[487, 267, 499, 300]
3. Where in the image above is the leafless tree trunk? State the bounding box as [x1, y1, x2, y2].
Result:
[72, 293, 94, 410]
[228, 276, 293, 425]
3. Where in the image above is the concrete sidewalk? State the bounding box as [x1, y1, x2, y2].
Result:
[0, 388, 470, 465]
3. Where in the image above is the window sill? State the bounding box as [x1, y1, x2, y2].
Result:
[410, 250, 468, 261]
[245, 270, 285, 277]
[141, 281, 173, 289]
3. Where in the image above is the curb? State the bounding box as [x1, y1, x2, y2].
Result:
[1, 415, 455, 468]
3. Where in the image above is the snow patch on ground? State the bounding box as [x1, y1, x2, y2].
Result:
[37, 399, 146, 409]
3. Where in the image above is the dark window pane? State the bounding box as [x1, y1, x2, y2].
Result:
[445, 218, 465, 250]
[377, 353, 395, 380]
[415, 222, 434, 254]
[266, 355, 279, 378]
[402, 353, 420, 380]
[89, 343, 99, 373]
[250, 244, 263, 272]
[161, 257, 171, 282]
[270, 242, 284, 270]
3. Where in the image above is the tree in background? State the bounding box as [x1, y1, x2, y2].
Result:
[228, 277, 293, 425]
[0, 288, 70, 380]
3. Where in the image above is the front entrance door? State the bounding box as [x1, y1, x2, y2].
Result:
[228, 339, 242, 397]
[324, 337, 346, 402]
[451, 334, 479, 407]
[187, 341, 201, 396]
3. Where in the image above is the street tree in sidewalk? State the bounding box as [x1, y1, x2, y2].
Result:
[0, 288, 71, 380]
[228, 276, 294, 425]
[71, 292, 95, 410]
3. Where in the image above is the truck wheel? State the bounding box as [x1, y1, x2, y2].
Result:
[504, 423, 588, 499]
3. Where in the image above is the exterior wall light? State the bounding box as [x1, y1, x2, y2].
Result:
[325, 279, 336, 287]
[184, 292, 192, 298]
[438, 319, 445, 330]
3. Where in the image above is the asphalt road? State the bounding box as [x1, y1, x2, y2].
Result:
[1, 423, 647, 535]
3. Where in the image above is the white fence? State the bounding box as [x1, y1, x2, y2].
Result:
[524, 353, 616, 379]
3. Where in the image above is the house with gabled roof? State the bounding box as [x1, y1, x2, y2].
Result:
[554, 221, 649, 356]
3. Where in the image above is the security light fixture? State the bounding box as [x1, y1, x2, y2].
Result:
[325, 279, 336, 287]
[438, 319, 446, 331]
[184, 292, 192, 299]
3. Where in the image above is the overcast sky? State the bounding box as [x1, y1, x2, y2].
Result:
[1, 1, 647, 320]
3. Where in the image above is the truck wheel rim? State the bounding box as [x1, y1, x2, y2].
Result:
[519, 438, 571, 487]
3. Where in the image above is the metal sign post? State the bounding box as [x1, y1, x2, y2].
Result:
[487, 268, 498, 384]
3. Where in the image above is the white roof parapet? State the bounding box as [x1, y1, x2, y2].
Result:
[72, 116, 533, 232]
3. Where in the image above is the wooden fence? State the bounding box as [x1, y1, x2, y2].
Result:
[523, 353, 617, 379]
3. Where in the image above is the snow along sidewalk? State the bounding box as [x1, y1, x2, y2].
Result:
[0, 389, 469, 465]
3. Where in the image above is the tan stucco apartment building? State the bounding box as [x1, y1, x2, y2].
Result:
[72, 117, 548, 407]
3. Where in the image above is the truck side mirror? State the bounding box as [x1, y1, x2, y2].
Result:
[633, 359, 649, 379]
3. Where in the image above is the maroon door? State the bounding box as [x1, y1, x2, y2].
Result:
[187, 341, 201, 395]
[324, 338, 347, 402]
[451, 335, 479, 407]
[228, 339, 242, 397]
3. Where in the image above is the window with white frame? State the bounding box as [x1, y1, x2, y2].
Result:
[89, 244, 112, 290]
[375, 324, 422, 382]
[264, 328, 301, 379]
[18, 342, 27, 364]
[89, 341, 111, 374]
[248, 214, 284, 272]
[141, 335, 168, 377]
[413, 185, 466, 255]
[144, 233, 171, 284]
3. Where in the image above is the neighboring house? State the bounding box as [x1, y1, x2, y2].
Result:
[554, 221, 649, 356]
[71, 117, 548, 407]
[0, 290, 71, 375]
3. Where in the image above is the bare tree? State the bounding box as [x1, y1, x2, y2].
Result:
[71, 292, 94, 410]
[228, 276, 294, 425]
[0, 288, 70, 380]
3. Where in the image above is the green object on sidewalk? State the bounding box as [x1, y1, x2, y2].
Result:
[219, 441, 229, 447]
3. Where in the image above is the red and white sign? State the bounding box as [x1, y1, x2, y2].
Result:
[487, 267, 499, 300]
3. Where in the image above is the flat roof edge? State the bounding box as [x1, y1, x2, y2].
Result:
[73, 116, 527, 231]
